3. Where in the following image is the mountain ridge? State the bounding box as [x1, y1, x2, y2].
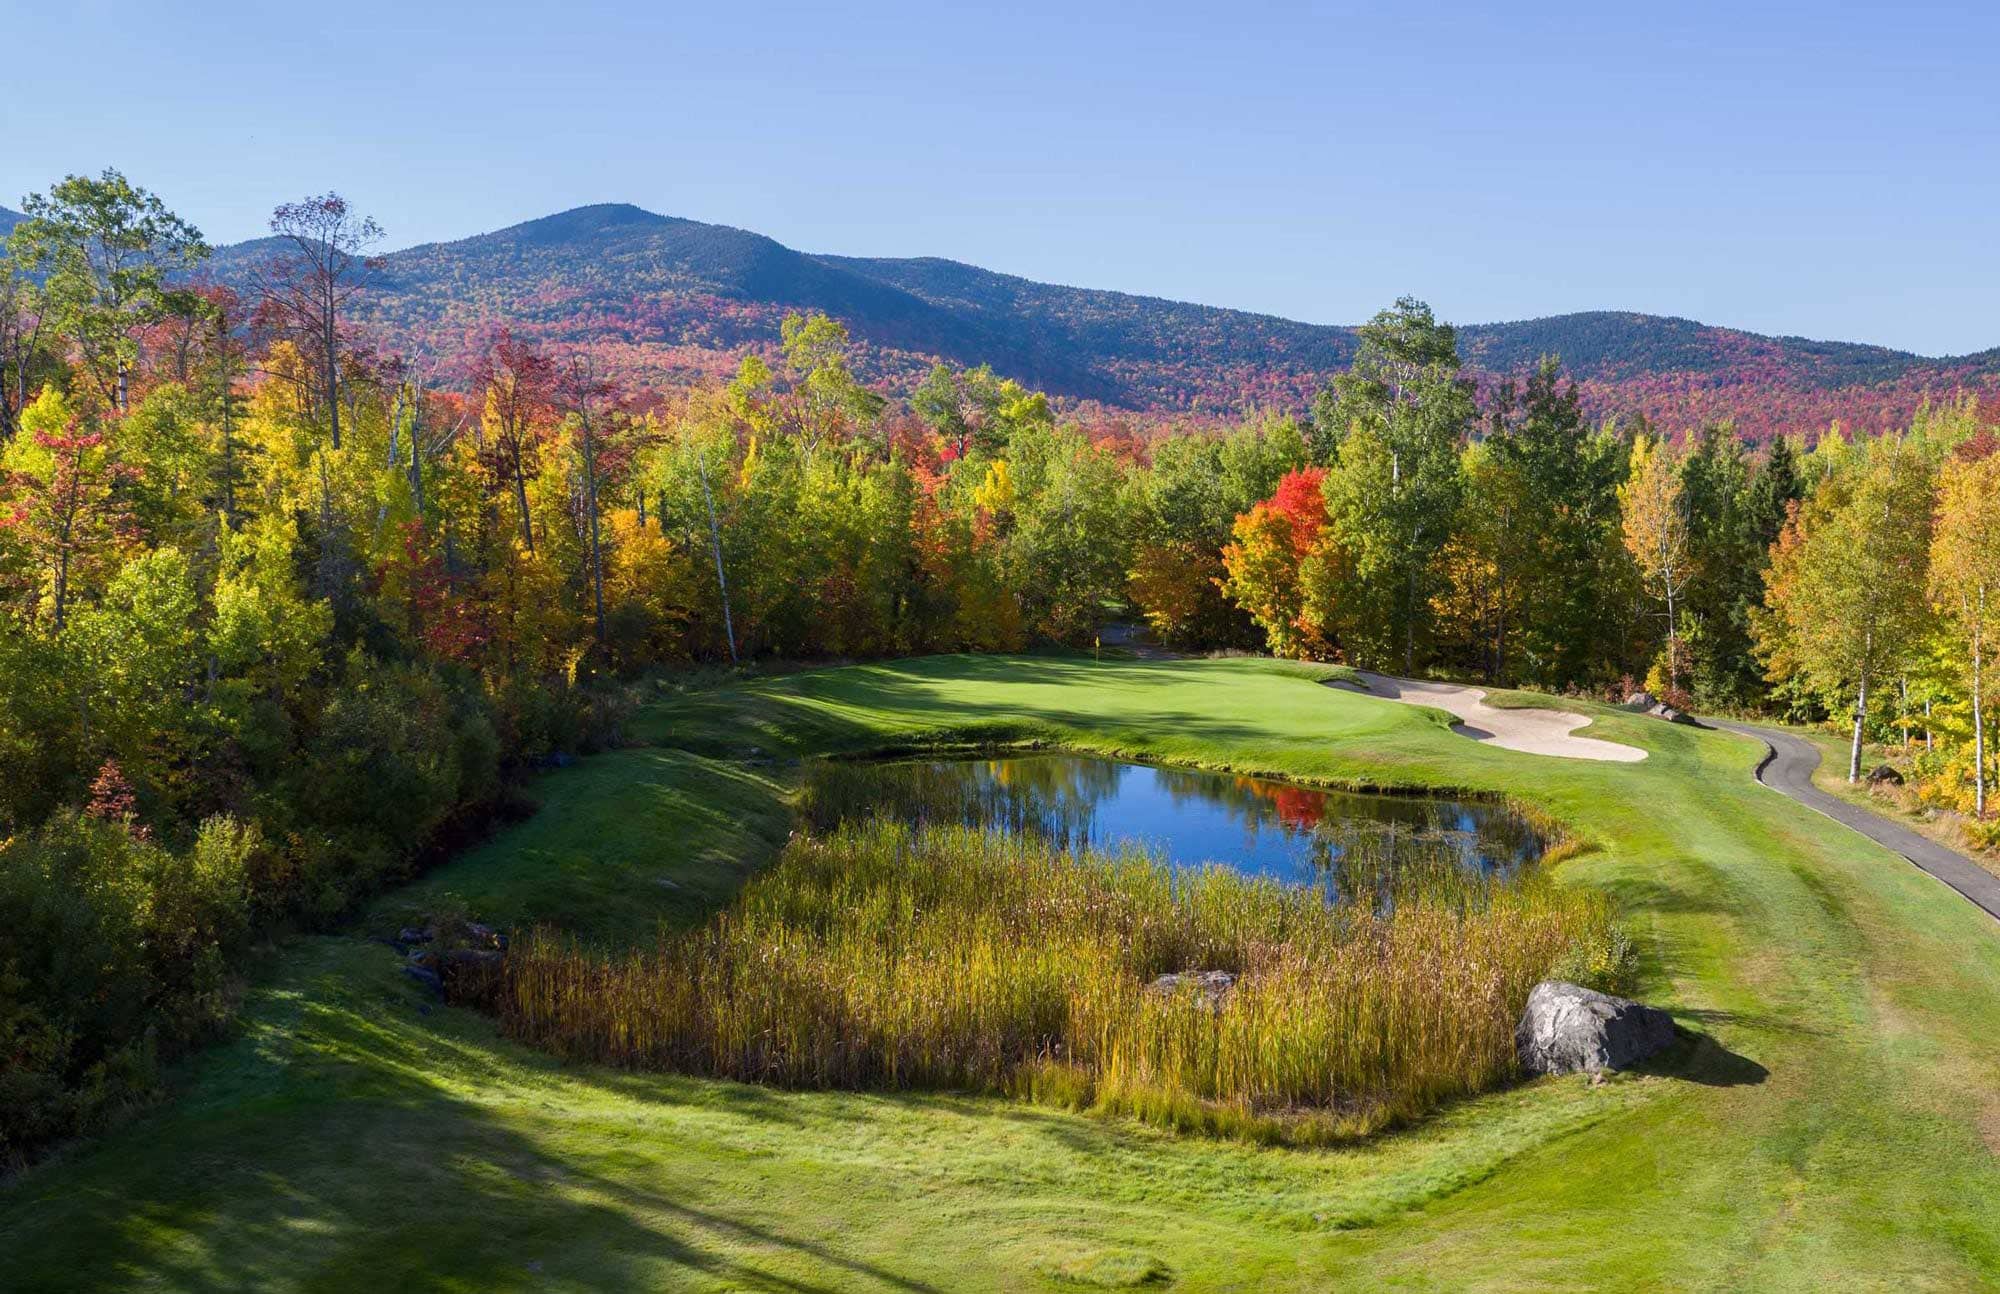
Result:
[11, 200, 2000, 436]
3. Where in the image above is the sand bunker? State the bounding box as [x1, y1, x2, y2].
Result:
[1335, 672, 1647, 763]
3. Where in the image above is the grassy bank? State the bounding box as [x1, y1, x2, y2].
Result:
[4, 654, 2000, 1290]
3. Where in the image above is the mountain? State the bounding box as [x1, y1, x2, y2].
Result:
[70, 201, 2000, 438]
[207, 204, 1121, 401]
[0, 206, 22, 237]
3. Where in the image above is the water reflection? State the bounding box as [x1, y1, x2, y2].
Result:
[800, 754, 1543, 890]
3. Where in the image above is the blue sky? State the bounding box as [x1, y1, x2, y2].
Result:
[5, 1, 1997, 354]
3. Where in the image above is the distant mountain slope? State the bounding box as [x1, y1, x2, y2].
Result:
[820, 254, 1355, 411]
[0, 206, 22, 237]
[206, 204, 1119, 400]
[27, 200, 2000, 438]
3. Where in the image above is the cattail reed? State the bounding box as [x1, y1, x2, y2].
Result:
[500, 820, 1623, 1144]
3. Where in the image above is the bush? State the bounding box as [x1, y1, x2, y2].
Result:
[0, 813, 254, 1166]
[488, 671, 634, 760]
[278, 657, 503, 915]
[0, 648, 580, 1165]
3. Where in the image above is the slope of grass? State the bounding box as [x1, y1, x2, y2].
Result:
[5, 654, 2000, 1291]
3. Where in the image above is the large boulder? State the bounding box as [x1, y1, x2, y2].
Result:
[1516, 981, 1676, 1076]
[1866, 764, 1905, 786]
[1623, 691, 1657, 709]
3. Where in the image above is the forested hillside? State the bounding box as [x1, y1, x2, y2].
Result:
[170, 202, 2000, 441]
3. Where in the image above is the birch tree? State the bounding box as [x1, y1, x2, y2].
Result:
[1931, 449, 2000, 816]
[1756, 435, 1934, 781]
[1620, 433, 1694, 694]
[253, 194, 381, 451]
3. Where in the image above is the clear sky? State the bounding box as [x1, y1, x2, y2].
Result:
[6, 1, 1997, 355]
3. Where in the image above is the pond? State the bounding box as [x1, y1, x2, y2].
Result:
[799, 754, 1545, 890]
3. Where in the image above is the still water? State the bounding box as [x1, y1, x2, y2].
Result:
[800, 754, 1544, 888]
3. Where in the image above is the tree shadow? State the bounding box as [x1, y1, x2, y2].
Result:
[0, 943, 944, 1293]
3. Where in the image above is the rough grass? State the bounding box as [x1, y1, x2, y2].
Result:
[501, 821, 1620, 1143]
[5, 654, 2000, 1291]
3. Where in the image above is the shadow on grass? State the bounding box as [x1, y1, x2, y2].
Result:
[1668, 1005, 1826, 1040]
[0, 943, 942, 1293]
[1632, 1029, 1770, 1088]
[638, 655, 1295, 765]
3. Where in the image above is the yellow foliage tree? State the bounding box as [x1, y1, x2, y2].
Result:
[1619, 434, 1692, 693]
[1931, 450, 2000, 816]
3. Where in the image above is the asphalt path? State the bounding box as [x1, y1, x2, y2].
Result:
[1713, 719, 2000, 923]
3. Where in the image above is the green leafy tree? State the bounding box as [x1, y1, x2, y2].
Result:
[1482, 357, 1632, 687]
[778, 312, 885, 453]
[9, 170, 208, 411]
[1002, 422, 1131, 643]
[1312, 299, 1471, 673]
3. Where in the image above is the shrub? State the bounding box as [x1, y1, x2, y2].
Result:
[487, 671, 633, 760]
[0, 813, 254, 1166]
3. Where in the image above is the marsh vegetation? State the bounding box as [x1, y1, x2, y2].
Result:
[503, 760, 1624, 1143]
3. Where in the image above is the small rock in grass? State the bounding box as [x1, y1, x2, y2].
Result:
[1145, 970, 1237, 1007]
[396, 925, 432, 946]
[443, 947, 504, 972]
[1516, 980, 1676, 1076]
[1866, 764, 1905, 786]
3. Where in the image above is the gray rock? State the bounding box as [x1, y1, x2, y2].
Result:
[402, 964, 444, 996]
[1145, 970, 1237, 1007]
[1647, 702, 1696, 725]
[1866, 764, 1905, 786]
[1624, 691, 1657, 709]
[443, 947, 504, 972]
[1516, 980, 1676, 1076]
[396, 925, 432, 946]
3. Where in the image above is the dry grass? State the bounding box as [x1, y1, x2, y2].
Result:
[500, 819, 1623, 1143]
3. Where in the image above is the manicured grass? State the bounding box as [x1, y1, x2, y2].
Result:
[5, 654, 2000, 1290]
[374, 747, 795, 947]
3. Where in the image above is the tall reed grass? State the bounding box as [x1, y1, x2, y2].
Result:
[500, 818, 1624, 1143]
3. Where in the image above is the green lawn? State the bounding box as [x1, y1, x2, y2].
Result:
[5, 654, 2000, 1291]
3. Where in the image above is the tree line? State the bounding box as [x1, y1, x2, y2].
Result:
[0, 169, 1994, 1163]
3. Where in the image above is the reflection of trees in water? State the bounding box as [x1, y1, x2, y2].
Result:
[1308, 816, 1541, 910]
[799, 757, 1115, 850]
[799, 756, 1543, 881]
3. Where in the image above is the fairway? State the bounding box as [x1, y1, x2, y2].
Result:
[4, 654, 2000, 1291]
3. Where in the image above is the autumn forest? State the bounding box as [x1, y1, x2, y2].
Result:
[0, 166, 1996, 1181]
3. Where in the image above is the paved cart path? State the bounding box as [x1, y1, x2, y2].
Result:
[1714, 719, 2000, 923]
